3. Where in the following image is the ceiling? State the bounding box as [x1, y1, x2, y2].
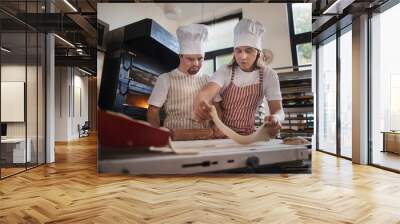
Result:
[311, 0, 391, 42]
[0, 0, 99, 73]
[1, 0, 396, 74]
[0, 0, 97, 14]
[0, 0, 158, 74]
[156, 3, 236, 22]
[1, 32, 45, 65]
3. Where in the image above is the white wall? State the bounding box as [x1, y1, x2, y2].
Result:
[97, 3, 178, 32]
[54, 66, 69, 141]
[1, 65, 39, 137]
[1, 65, 26, 139]
[244, 4, 292, 69]
[1, 64, 46, 164]
[73, 73, 89, 137]
[179, 3, 293, 69]
[1, 65, 26, 82]
[54, 67, 89, 141]
[97, 3, 293, 69]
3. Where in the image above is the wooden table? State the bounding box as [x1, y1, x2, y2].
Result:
[381, 131, 400, 154]
[98, 139, 311, 174]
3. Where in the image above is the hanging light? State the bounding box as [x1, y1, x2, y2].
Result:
[78, 67, 94, 76]
[54, 34, 76, 48]
[323, 0, 355, 15]
[1, 47, 11, 53]
[164, 4, 181, 20]
[63, 0, 78, 12]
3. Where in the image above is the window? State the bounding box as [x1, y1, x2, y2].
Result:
[339, 28, 352, 158]
[205, 18, 238, 53]
[296, 42, 312, 66]
[287, 4, 312, 69]
[317, 37, 337, 155]
[316, 25, 353, 159]
[202, 59, 214, 76]
[216, 54, 232, 69]
[202, 13, 242, 73]
[0, 1, 47, 179]
[371, 3, 400, 171]
[292, 3, 312, 34]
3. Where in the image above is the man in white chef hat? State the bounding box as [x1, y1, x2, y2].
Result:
[147, 24, 211, 131]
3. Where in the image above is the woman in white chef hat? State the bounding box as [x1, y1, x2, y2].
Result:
[147, 24, 211, 130]
[194, 18, 284, 138]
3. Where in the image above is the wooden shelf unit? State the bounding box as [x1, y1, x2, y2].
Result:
[278, 69, 314, 139]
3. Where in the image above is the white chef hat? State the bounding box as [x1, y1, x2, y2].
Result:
[176, 24, 208, 55]
[234, 18, 265, 51]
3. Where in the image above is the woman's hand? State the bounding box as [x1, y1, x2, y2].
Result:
[264, 115, 282, 138]
[194, 100, 212, 121]
[193, 83, 222, 121]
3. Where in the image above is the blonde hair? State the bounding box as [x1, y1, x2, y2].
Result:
[227, 49, 266, 71]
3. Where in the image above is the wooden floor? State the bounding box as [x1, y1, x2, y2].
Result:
[1, 167, 26, 178]
[1, 135, 400, 224]
[373, 150, 400, 171]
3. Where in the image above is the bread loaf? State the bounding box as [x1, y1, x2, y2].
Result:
[171, 128, 214, 141]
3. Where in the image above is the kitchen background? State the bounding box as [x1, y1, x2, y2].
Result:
[97, 3, 313, 142]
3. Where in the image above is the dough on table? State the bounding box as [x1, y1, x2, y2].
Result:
[209, 105, 270, 145]
[282, 136, 310, 145]
[149, 138, 199, 154]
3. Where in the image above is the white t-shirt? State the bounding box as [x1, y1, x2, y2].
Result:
[148, 68, 210, 107]
[210, 65, 282, 105]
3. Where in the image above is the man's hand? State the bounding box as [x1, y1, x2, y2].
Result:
[264, 115, 282, 138]
[147, 105, 161, 127]
[212, 125, 226, 139]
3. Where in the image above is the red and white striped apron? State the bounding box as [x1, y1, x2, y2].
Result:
[221, 66, 263, 135]
[164, 70, 210, 130]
